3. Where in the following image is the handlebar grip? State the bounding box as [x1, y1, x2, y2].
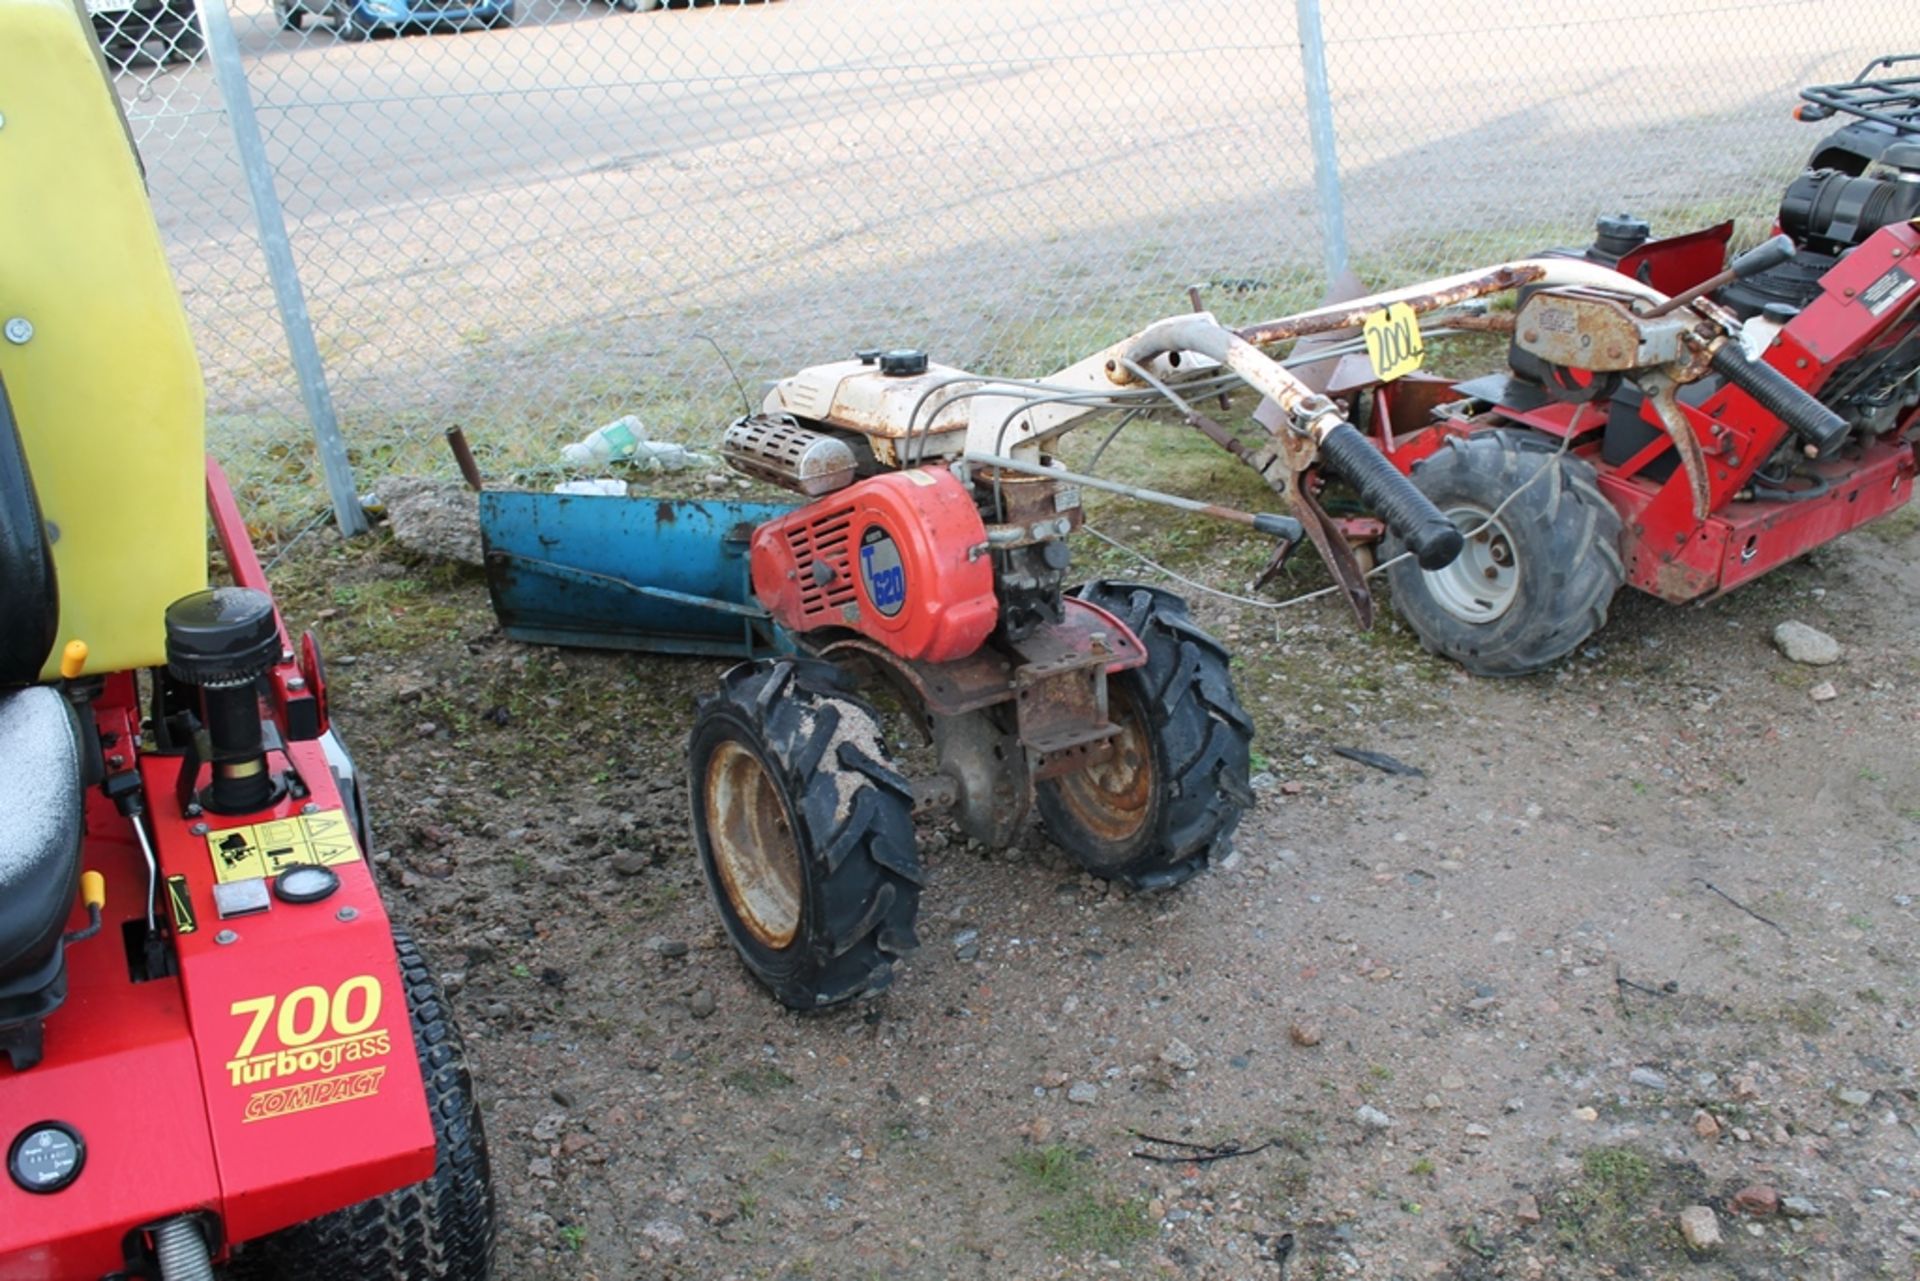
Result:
[1729, 233, 1795, 280]
[1317, 422, 1463, 570]
[1708, 341, 1849, 455]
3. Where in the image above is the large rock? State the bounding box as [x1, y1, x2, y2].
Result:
[1773, 621, 1841, 666]
[1678, 1205, 1721, 1250]
[373, 476, 483, 566]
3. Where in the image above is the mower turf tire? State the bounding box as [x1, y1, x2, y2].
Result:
[1385, 428, 1624, 677]
[1036, 582, 1253, 891]
[226, 927, 496, 1281]
[688, 658, 922, 1009]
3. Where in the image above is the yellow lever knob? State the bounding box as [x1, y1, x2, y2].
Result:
[60, 640, 89, 680]
[81, 871, 106, 911]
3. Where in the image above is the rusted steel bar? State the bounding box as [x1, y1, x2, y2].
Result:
[1232, 264, 1547, 347]
[1432, 312, 1517, 334]
[445, 425, 485, 491]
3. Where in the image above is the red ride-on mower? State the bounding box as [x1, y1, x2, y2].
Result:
[0, 5, 493, 1277]
[1214, 54, 1920, 675]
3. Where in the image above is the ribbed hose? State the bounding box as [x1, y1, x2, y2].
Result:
[1315, 423, 1464, 569]
[153, 1218, 214, 1281]
[1709, 341, 1851, 455]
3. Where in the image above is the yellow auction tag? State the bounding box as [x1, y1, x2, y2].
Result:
[1362, 302, 1425, 382]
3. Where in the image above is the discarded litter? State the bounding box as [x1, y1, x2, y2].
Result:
[1332, 746, 1425, 777]
[561, 415, 707, 471]
[552, 479, 628, 497]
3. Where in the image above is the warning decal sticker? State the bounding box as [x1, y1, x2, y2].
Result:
[1859, 264, 1916, 318]
[205, 808, 361, 884]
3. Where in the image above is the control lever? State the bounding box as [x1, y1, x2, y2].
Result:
[1643, 234, 1796, 319]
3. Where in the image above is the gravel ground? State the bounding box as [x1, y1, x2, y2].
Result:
[281, 485, 1920, 1280]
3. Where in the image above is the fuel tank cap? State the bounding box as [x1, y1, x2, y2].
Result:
[878, 349, 929, 377]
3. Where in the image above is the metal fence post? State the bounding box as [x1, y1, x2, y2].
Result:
[198, 0, 368, 535]
[1293, 0, 1350, 284]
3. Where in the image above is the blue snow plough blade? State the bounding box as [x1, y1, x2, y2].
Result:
[478, 490, 797, 658]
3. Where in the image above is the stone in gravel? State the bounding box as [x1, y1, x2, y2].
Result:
[1037, 1070, 1069, 1089]
[1809, 680, 1838, 702]
[1463, 1123, 1492, 1139]
[538, 858, 573, 886]
[647, 936, 690, 958]
[1289, 1021, 1323, 1048]
[1354, 1105, 1393, 1131]
[1780, 1196, 1820, 1219]
[1773, 621, 1841, 666]
[528, 1157, 554, 1180]
[1516, 1194, 1542, 1226]
[1503, 1097, 1524, 1114]
[1732, 1185, 1779, 1217]
[1692, 1109, 1722, 1139]
[1678, 1205, 1721, 1250]
[1835, 1087, 1872, 1107]
[1629, 1066, 1669, 1090]
[642, 1220, 687, 1249]
[532, 1113, 566, 1142]
[1067, 1082, 1099, 1105]
[414, 721, 439, 740]
[1422, 1093, 1442, 1111]
[1573, 1106, 1599, 1122]
[611, 852, 650, 876]
[1440, 1073, 1466, 1091]
[689, 990, 717, 1019]
[1159, 1039, 1200, 1072]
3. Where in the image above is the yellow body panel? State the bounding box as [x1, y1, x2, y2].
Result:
[0, 0, 207, 679]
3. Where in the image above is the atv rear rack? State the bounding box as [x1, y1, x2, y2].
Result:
[1798, 53, 1920, 132]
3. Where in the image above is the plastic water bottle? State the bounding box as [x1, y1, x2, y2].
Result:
[631, 441, 701, 472]
[561, 415, 644, 467]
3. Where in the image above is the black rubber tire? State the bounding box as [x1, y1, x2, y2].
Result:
[688, 658, 922, 1009]
[226, 927, 496, 1281]
[1385, 428, 1624, 678]
[1035, 582, 1254, 891]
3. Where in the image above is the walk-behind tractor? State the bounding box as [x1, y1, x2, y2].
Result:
[1218, 54, 1920, 676]
[483, 66, 1913, 1007]
[0, 4, 492, 1277]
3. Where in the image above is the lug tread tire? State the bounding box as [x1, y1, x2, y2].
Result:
[690, 658, 922, 1009]
[1037, 582, 1253, 891]
[225, 928, 496, 1280]
[1385, 428, 1624, 677]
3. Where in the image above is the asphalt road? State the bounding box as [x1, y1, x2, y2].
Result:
[112, 0, 1910, 484]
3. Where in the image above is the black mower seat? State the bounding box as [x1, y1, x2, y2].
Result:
[0, 687, 83, 983]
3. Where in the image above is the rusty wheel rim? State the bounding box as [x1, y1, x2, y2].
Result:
[1051, 685, 1155, 845]
[703, 740, 803, 949]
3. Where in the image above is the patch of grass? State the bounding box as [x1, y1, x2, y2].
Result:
[1864, 505, 1920, 544]
[1009, 1144, 1155, 1258]
[724, 1065, 796, 1097]
[1776, 992, 1837, 1037]
[556, 1224, 586, 1252]
[1548, 1146, 1656, 1256]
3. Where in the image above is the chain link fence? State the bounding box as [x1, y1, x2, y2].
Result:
[105, 0, 1905, 534]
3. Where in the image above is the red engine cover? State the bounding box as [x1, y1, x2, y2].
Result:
[751, 469, 998, 662]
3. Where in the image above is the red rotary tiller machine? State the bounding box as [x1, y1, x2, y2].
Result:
[0, 5, 492, 1277]
[1250, 55, 1920, 675]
